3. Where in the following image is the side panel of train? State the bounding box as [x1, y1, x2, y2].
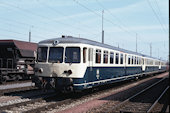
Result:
[34, 42, 167, 92]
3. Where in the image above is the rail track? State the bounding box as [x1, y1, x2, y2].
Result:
[0, 81, 35, 96]
[148, 86, 169, 113]
[0, 80, 31, 86]
[0, 89, 57, 112]
[106, 77, 169, 113]
[0, 71, 168, 113]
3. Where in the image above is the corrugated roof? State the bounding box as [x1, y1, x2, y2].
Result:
[0, 40, 37, 57]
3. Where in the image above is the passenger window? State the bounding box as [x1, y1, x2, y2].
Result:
[128, 55, 131, 64]
[132, 56, 134, 64]
[134, 56, 136, 64]
[136, 57, 138, 65]
[95, 49, 101, 63]
[120, 54, 123, 64]
[83, 48, 87, 63]
[103, 51, 108, 64]
[116, 53, 119, 64]
[110, 52, 114, 64]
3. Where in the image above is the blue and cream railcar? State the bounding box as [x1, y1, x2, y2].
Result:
[33, 36, 166, 91]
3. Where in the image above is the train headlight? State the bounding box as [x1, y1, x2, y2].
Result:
[63, 70, 72, 75]
[68, 70, 72, 75]
[38, 68, 43, 73]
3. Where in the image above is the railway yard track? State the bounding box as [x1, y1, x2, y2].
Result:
[0, 80, 32, 86]
[0, 80, 35, 96]
[106, 77, 169, 113]
[0, 71, 169, 113]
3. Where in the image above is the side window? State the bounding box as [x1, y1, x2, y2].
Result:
[110, 52, 114, 64]
[95, 49, 101, 63]
[120, 53, 123, 64]
[103, 51, 108, 64]
[134, 56, 136, 64]
[136, 57, 138, 65]
[116, 53, 119, 64]
[132, 56, 134, 64]
[83, 48, 87, 63]
[128, 55, 131, 65]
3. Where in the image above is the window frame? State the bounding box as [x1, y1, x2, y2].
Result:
[120, 53, 123, 64]
[65, 47, 81, 63]
[103, 51, 108, 64]
[115, 53, 119, 64]
[95, 49, 101, 63]
[48, 47, 64, 63]
[110, 52, 114, 64]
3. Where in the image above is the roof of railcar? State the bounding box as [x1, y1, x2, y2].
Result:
[39, 36, 160, 60]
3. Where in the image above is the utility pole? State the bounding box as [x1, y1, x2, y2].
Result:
[136, 33, 137, 53]
[29, 30, 31, 42]
[150, 43, 152, 57]
[158, 48, 159, 58]
[29, 26, 33, 42]
[102, 10, 104, 44]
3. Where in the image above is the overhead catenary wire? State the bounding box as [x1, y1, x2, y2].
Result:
[153, 0, 168, 29]
[37, 1, 101, 29]
[0, 2, 76, 34]
[73, 0, 136, 38]
[0, 27, 48, 40]
[0, 1, 100, 38]
[147, 0, 167, 33]
[95, 0, 137, 36]
[0, 19, 61, 38]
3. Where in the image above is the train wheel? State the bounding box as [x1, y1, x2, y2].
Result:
[1, 77, 7, 84]
[15, 75, 20, 81]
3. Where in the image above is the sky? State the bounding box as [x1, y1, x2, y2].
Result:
[0, 0, 169, 61]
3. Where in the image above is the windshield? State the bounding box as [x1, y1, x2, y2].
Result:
[49, 47, 64, 63]
[38, 47, 48, 62]
[65, 47, 80, 63]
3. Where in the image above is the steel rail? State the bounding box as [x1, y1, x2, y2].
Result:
[147, 86, 169, 113]
[107, 76, 167, 112]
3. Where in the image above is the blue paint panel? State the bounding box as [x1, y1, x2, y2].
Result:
[145, 66, 159, 72]
[72, 66, 163, 91]
[73, 66, 143, 90]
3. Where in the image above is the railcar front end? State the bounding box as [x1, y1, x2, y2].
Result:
[33, 42, 87, 92]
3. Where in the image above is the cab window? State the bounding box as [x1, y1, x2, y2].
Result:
[65, 47, 80, 63]
[49, 47, 64, 63]
[37, 47, 48, 62]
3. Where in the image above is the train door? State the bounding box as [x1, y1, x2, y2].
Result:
[124, 54, 127, 75]
[88, 48, 93, 82]
[142, 58, 145, 71]
[88, 48, 93, 71]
